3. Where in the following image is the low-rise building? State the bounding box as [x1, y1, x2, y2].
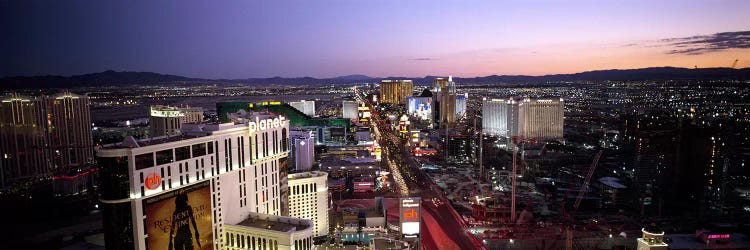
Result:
[224, 212, 315, 250]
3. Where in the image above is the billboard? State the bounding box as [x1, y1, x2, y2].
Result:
[144, 181, 213, 250]
[399, 197, 421, 237]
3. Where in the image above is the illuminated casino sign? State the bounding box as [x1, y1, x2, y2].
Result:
[145, 172, 161, 190]
[248, 116, 287, 134]
[707, 234, 730, 239]
[150, 109, 184, 118]
[399, 197, 421, 237]
[698, 230, 732, 243]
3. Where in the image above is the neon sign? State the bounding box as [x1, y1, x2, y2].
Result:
[248, 116, 287, 134]
[707, 234, 730, 239]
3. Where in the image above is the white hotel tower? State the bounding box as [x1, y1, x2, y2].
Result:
[482, 97, 564, 141]
[97, 114, 317, 250]
[482, 98, 519, 137]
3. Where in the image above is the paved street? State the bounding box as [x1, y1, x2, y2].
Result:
[367, 99, 485, 250]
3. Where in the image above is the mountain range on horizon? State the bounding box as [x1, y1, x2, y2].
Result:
[1, 67, 749, 89]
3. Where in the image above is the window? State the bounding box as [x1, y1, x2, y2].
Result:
[207, 141, 214, 154]
[155, 149, 173, 165]
[282, 128, 288, 151]
[274, 131, 278, 154]
[192, 143, 206, 157]
[264, 132, 268, 156]
[249, 135, 254, 162]
[228, 138, 233, 171]
[175, 146, 190, 161]
[134, 153, 154, 170]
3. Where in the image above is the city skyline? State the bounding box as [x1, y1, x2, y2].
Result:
[3, 1, 750, 249]
[2, 0, 750, 78]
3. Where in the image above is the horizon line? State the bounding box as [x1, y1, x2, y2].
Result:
[2, 66, 748, 80]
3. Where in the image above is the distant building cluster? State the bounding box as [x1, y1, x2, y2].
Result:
[405, 77, 467, 127]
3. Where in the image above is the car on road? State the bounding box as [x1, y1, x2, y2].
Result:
[432, 197, 444, 207]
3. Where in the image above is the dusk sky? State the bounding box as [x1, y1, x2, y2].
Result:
[1, 0, 749, 78]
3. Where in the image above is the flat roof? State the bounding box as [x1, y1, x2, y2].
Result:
[99, 134, 202, 149]
[320, 157, 376, 167]
[363, 208, 384, 217]
[288, 171, 327, 180]
[372, 238, 409, 250]
[236, 217, 310, 233]
[98, 123, 244, 149]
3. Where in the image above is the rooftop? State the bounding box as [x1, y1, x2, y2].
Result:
[288, 171, 327, 180]
[372, 237, 409, 250]
[320, 156, 376, 167]
[98, 122, 244, 149]
[235, 214, 311, 233]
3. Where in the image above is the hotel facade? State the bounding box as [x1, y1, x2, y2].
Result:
[96, 114, 315, 250]
[482, 97, 564, 141]
[379, 80, 413, 104]
[0, 92, 93, 186]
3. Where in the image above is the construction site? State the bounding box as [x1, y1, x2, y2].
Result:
[426, 138, 645, 249]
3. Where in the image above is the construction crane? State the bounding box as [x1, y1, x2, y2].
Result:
[574, 150, 603, 210]
[510, 136, 536, 223]
[563, 149, 604, 250]
[731, 59, 739, 68]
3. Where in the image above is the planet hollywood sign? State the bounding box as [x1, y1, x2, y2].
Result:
[248, 116, 287, 134]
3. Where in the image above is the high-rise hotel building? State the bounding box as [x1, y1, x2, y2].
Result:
[482, 97, 564, 141]
[482, 98, 519, 137]
[149, 105, 204, 137]
[96, 114, 315, 250]
[518, 98, 564, 140]
[433, 77, 457, 126]
[289, 100, 316, 117]
[0, 92, 93, 186]
[288, 130, 314, 172]
[379, 80, 413, 104]
[288, 171, 329, 238]
[342, 101, 358, 120]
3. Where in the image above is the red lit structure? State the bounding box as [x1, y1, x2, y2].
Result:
[52, 167, 98, 195]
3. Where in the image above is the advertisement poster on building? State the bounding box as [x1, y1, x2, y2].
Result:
[144, 181, 213, 250]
